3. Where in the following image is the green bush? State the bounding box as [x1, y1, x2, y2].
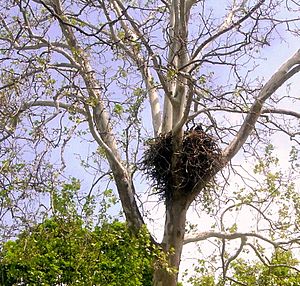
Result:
[0, 218, 154, 286]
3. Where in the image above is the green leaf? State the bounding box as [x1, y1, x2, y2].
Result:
[113, 103, 124, 115]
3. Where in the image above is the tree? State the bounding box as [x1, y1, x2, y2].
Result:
[0, 0, 300, 285]
[0, 184, 156, 286]
[0, 218, 155, 286]
[186, 249, 300, 286]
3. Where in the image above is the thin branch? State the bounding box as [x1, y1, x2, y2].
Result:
[22, 100, 86, 115]
[247, 242, 300, 273]
[107, 1, 162, 135]
[190, 106, 300, 120]
[223, 49, 300, 162]
[225, 276, 247, 286]
[224, 236, 247, 276]
[112, 0, 170, 95]
[0, 68, 43, 91]
[190, 0, 265, 64]
[183, 231, 300, 247]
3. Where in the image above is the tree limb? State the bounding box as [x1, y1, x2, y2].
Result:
[224, 236, 247, 278]
[183, 231, 300, 247]
[107, 1, 162, 135]
[22, 100, 86, 116]
[223, 49, 300, 162]
[51, 0, 145, 230]
[190, 0, 265, 66]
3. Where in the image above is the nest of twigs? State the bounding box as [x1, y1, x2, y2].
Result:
[141, 127, 223, 200]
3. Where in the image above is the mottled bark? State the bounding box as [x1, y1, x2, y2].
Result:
[153, 197, 189, 286]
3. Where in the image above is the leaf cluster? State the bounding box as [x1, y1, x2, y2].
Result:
[0, 218, 156, 286]
[187, 249, 300, 286]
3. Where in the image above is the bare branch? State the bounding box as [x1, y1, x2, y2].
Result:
[184, 231, 300, 247]
[112, 0, 170, 95]
[107, 1, 162, 135]
[23, 100, 86, 115]
[172, 80, 194, 135]
[189, 0, 265, 66]
[190, 106, 300, 120]
[224, 236, 247, 278]
[223, 49, 300, 162]
[262, 108, 300, 118]
[247, 243, 300, 273]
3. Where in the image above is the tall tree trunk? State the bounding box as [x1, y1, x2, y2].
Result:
[153, 197, 188, 286]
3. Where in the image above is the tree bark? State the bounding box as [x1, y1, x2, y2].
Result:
[153, 197, 189, 286]
[50, 0, 145, 230]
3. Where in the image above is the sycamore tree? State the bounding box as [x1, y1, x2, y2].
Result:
[1, 0, 300, 285]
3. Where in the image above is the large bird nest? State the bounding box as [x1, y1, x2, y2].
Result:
[141, 127, 223, 200]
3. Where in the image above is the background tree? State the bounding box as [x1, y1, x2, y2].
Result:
[1, 0, 300, 285]
[0, 185, 156, 286]
[186, 249, 300, 286]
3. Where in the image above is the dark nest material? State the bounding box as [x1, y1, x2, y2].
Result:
[141, 127, 224, 200]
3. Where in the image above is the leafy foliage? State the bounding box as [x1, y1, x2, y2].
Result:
[0, 218, 155, 286]
[187, 249, 300, 286]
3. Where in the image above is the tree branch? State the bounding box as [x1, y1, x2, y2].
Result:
[22, 100, 86, 116]
[190, 106, 300, 120]
[50, 0, 146, 231]
[183, 231, 300, 247]
[223, 49, 300, 162]
[107, 1, 162, 135]
[190, 0, 265, 65]
[172, 80, 194, 135]
[224, 236, 247, 278]
[112, 0, 170, 96]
